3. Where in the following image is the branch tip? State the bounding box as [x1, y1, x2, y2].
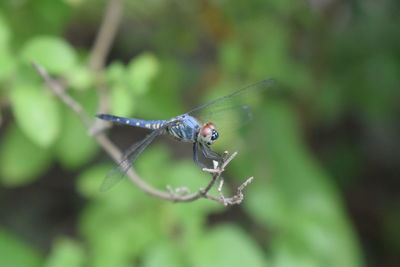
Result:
[32, 62, 252, 206]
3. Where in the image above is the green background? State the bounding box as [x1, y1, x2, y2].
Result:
[0, 0, 399, 266]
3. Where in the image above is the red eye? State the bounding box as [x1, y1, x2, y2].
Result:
[201, 126, 212, 137]
[206, 122, 216, 130]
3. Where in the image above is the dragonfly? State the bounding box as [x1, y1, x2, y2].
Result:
[96, 78, 276, 191]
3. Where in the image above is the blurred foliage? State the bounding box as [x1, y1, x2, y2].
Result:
[0, 227, 43, 267]
[1, 0, 399, 266]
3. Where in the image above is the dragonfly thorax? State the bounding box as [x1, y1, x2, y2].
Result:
[167, 115, 201, 143]
[198, 122, 219, 145]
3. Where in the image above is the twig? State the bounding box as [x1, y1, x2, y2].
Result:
[217, 178, 224, 199]
[32, 62, 253, 205]
[199, 152, 254, 205]
[88, 0, 123, 71]
[220, 176, 254, 206]
[33, 63, 93, 128]
[33, 62, 170, 199]
[88, 0, 124, 132]
[33, 0, 253, 205]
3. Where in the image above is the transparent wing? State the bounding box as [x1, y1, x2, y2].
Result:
[100, 128, 164, 192]
[187, 78, 275, 116]
[187, 78, 276, 141]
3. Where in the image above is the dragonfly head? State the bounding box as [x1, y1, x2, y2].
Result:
[198, 122, 219, 145]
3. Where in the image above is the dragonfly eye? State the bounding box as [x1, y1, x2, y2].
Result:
[211, 129, 219, 141]
[199, 122, 218, 145]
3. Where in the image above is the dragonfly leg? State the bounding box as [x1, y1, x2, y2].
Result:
[199, 143, 222, 162]
[193, 142, 207, 168]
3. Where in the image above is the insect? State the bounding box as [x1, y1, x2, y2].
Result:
[97, 78, 275, 191]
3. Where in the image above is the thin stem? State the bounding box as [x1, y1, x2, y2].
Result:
[88, 0, 124, 123]
[88, 0, 123, 71]
[32, 62, 253, 205]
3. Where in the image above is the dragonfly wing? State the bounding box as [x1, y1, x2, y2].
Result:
[100, 127, 165, 192]
[186, 78, 275, 116]
[188, 79, 276, 141]
[100, 163, 128, 192]
[197, 104, 254, 149]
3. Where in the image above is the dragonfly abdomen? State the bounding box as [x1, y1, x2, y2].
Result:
[96, 114, 166, 130]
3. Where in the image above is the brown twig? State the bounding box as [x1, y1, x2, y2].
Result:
[32, 68, 253, 206]
[32, 65, 253, 205]
[32, 62, 253, 205]
[33, 62, 172, 199]
[88, 0, 124, 133]
[33, 0, 253, 205]
[88, 0, 123, 71]
[218, 176, 254, 206]
[33, 63, 93, 128]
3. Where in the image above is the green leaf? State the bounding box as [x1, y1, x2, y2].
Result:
[106, 62, 136, 116]
[21, 36, 77, 74]
[0, 13, 10, 46]
[134, 144, 173, 187]
[218, 41, 243, 74]
[66, 65, 93, 90]
[79, 197, 160, 266]
[55, 105, 98, 169]
[191, 224, 269, 267]
[44, 237, 85, 267]
[245, 100, 363, 267]
[272, 237, 320, 267]
[127, 52, 159, 94]
[107, 61, 126, 84]
[64, 0, 86, 7]
[0, 46, 15, 80]
[313, 79, 345, 124]
[10, 82, 61, 147]
[76, 164, 112, 198]
[245, 181, 290, 229]
[0, 124, 51, 186]
[142, 242, 183, 267]
[0, 227, 43, 267]
[110, 83, 136, 117]
[0, 13, 16, 80]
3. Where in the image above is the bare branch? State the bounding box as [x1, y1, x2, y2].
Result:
[217, 178, 224, 198]
[32, 62, 253, 205]
[32, 63, 93, 128]
[32, 0, 255, 205]
[87, 0, 124, 126]
[33, 62, 171, 200]
[88, 0, 123, 71]
[219, 176, 254, 206]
